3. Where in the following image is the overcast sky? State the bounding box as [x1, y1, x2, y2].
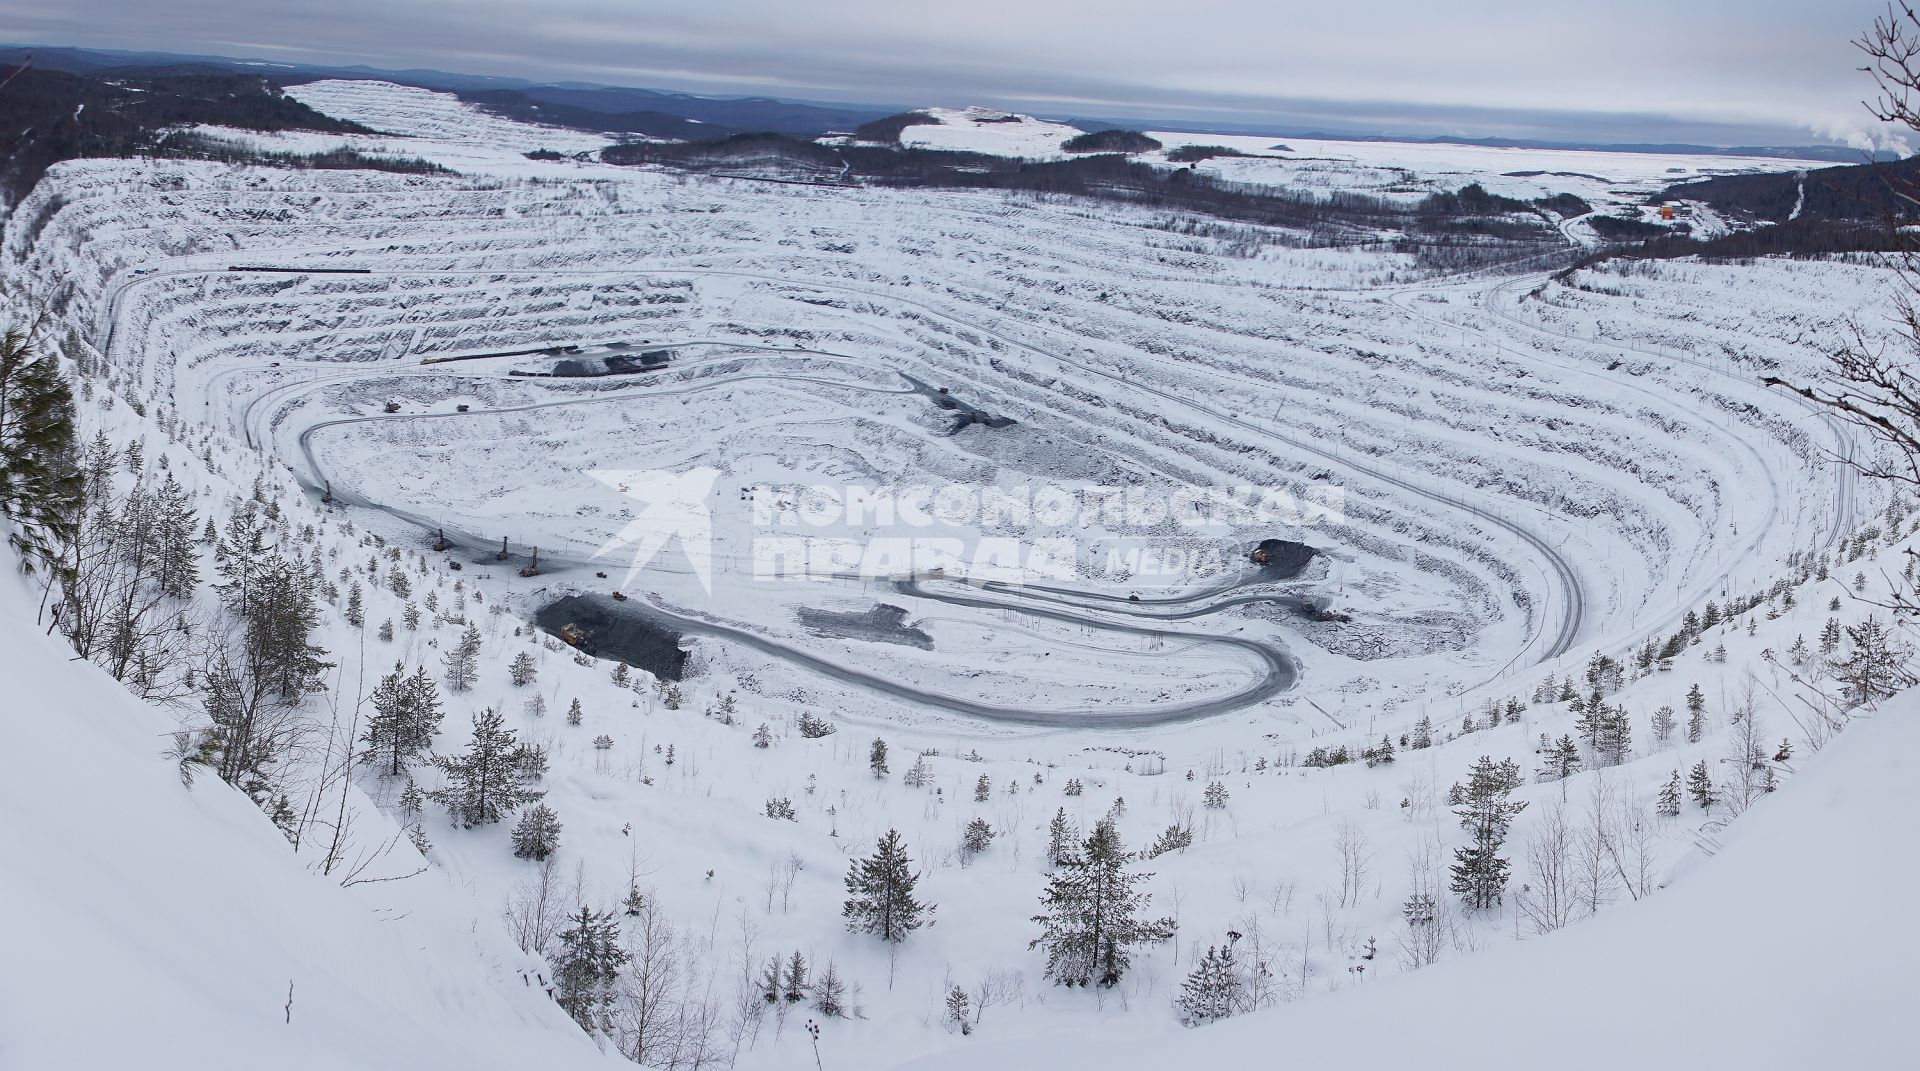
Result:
[0, 0, 1903, 147]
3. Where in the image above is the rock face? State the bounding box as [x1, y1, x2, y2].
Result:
[1251, 538, 1316, 579]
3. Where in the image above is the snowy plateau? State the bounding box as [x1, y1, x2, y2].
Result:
[0, 79, 1913, 1070]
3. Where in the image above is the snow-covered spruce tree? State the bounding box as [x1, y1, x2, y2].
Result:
[945, 986, 972, 1035]
[1175, 937, 1241, 1026]
[1536, 734, 1581, 783]
[1448, 755, 1528, 910]
[1408, 714, 1434, 750]
[903, 754, 933, 788]
[1046, 808, 1079, 868]
[812, 961, 848, 1018]
[0, 328, 82, 573]
[781, 950, 809, 1002]
[359, 662, 442, 777]
[1685, 682, 1707, 726]
[842, 828, 931, 942]
[1832, 617, 1911, 707]
[508, 650, 537, 687]
[1030, 819, 1176, 987]
[1687, 759, 1717, 811]
[1595, 703, 1632, 766]
[430, 707, 543, 827]
[1202, 781, 1229, 809]
[552, 904, 628, 1035]
[212, 503, 272, 619]
[960, 818, 994, 860]
[1656, 770, 1684, 817]
[444, 621, 482, 692]
[1144, 823, 1194, 859]
[243, 552, 332, 701]
[150, 472, 198, 599]
[869, 737, 890, 778]
[512, 802, 563, 860]
[797, 712, 836, 738]
[1651, 705, 1678, 747]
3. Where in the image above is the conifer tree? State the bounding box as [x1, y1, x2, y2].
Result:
[359, 662, 442, 777]
[961, 817, 994, 860]
[1448, 755, 1527, 910]
[1687, 760, 1717, 810]
[903, 754, 933, 788]
[781, 950, 809, 1002]
[1144, 823, 1194, 858]
[842, 828, 931, 942]
[552, 905, 628, 1034]
[0, 329, 82, 572]
[150, 473, 198, 598]
[512, 802, 563, 860]
[1046, 807, 1078, 868]
[1408, 714, 1434, 750]
[1833, 616, 1910, 706]
[944, 986, 972, 1034]
[429, 707, 543, 827]
[1651, 705, 1677, 746]
[444, 621, 482, 691]
[811, 961, 848, 1017]
[235, 552, 331, 701]
[501, 650, 534, 687]
[1366, 734, 1396, 766]
[1030, 820, 1175, 987]
[1175, 938, 1241, 1026]
[869, 737, 889, 778]
[213, 504, 272, 618]
[1595, 703, 1632, 766]
[1656, 770, 1684, 817]
[1537, 734, 1581, 782]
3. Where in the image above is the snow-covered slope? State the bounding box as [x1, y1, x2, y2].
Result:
[894, 107, 1085, 157]
[909, 694, 1919, 1071]
[877, 102, 1822, 219]
[0, 564, 613, 1071]
[0, 75, 1908, 1071]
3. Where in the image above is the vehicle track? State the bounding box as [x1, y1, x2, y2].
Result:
[97, 258, 1596, 724]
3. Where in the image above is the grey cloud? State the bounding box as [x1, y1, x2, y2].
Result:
[0, 0, 1900, 146]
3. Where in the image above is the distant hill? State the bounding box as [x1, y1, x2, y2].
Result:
[1661, 156, 1920, 223]
[0, 65, 370, 205]
[0, 45, 896, 139]
[0, 44, 1884, 162]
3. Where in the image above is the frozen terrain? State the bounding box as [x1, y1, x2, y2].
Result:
[0, 77, 1909, 1070]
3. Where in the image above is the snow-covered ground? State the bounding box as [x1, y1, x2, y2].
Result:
[880, 104, 1827, 223]
[0, 78, 1909, 1070]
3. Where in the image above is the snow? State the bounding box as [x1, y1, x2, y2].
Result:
[0, 76, 1908, 1071]
[907, 689, 1920, 1071]
[878, 102, 1821, 220]
[894, 107, 1085, 157]
[0, 567, 615, 1071]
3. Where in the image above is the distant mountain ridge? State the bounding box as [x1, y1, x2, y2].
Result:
[0, 43, 1890, 161]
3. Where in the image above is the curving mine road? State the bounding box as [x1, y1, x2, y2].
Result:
[103, 250, 1809, 726]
